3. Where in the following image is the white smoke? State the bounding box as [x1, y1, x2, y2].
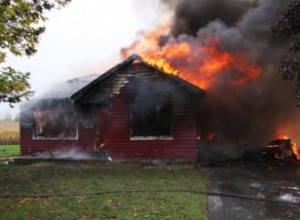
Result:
[33, 148, 92, 160]
[1, 0, 172, 114]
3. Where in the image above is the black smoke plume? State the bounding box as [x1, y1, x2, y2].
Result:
[160, 0, 300, 159]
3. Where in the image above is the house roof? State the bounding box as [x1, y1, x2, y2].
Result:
[38, 74, 100, 99]
[20, 74, 100, 110]
[71, 54, 205, 101]
[31, 54, 205, 102]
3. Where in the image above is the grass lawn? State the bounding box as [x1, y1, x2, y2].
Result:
[0, 163, 209, 219]
[0, 145, 20, 158]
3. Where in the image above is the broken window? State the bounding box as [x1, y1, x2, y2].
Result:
[130, 99, 173, 139]
[33, 108, 77, 139]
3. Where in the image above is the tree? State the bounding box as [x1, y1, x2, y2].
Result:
[272, 2, 300, 106]
[0, 0, 70, 106]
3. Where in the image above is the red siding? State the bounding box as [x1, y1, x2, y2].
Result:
[20, 125, 94, 156]
[21, 91, 199, 160]
[106, 88, 199, 160]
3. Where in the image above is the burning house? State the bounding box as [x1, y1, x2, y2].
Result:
[20, 54, 205, 160]
[19, 0, 300, 163]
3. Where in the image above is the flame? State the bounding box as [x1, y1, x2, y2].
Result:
[291, 143, 300, 161]
[205, 132, 216, 141]
[121, 23, 261, 90]
[121, 22, 170, 59]
[273, 133, 300, 161]
[274, 134, 290, 140]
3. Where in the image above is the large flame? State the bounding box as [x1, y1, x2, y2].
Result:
[274, 133, 300, 161]
[121, 22, 261, 90]
[291, 143, 300, 161]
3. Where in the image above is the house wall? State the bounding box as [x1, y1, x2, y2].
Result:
[20, 122, 95, 156]
[20, 95, 199, 159]
[106, 88, 199, 160]
[20, 61, 202, 159]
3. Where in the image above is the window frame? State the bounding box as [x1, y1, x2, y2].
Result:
[32, 108, 79, 140]
[129, 100, 173, 141]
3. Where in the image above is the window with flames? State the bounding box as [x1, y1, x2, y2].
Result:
[33, 108, 77, 139]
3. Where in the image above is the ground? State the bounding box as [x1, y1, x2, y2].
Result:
[207, 162, 300, 220]
[2, 145, 300, 219]
[0, 162, 208, 219]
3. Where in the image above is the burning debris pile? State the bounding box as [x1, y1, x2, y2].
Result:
[122, 0, 300, 160]
[259, 136, 300, 163]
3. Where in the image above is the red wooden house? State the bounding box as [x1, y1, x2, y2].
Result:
[20, 54, 205, 160]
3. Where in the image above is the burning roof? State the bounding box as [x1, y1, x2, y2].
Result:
[122, 34, 261, 90]
[25, 54, 204, 104]
[116, 0, 300, 160]
[72, 54, 205, 101]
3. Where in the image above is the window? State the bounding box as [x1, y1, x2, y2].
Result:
[33, 108, 77, 139]
[130, 99, 173, 139]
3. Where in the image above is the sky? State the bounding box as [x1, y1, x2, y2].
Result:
[0, 0, 168, 118]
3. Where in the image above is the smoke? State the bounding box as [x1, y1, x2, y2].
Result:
[13, 0, 300, 160]
[32, 148, 92, 160]
[172, 0, 256, 36]
[157, 0, 300, 159]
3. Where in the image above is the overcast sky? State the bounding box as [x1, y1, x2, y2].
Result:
[0, 0, 168, 118]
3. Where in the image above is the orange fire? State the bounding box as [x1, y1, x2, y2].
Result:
[274, 134, 290, 140]
[121, 22, 170, 59]
[274, 133, 300, 161]
[291, 143, 300, 161]
[121, 23, 261, 90]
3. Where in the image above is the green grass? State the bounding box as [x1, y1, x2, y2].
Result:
[0, 163, 209, 219]
[0, 145, 20, 158]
